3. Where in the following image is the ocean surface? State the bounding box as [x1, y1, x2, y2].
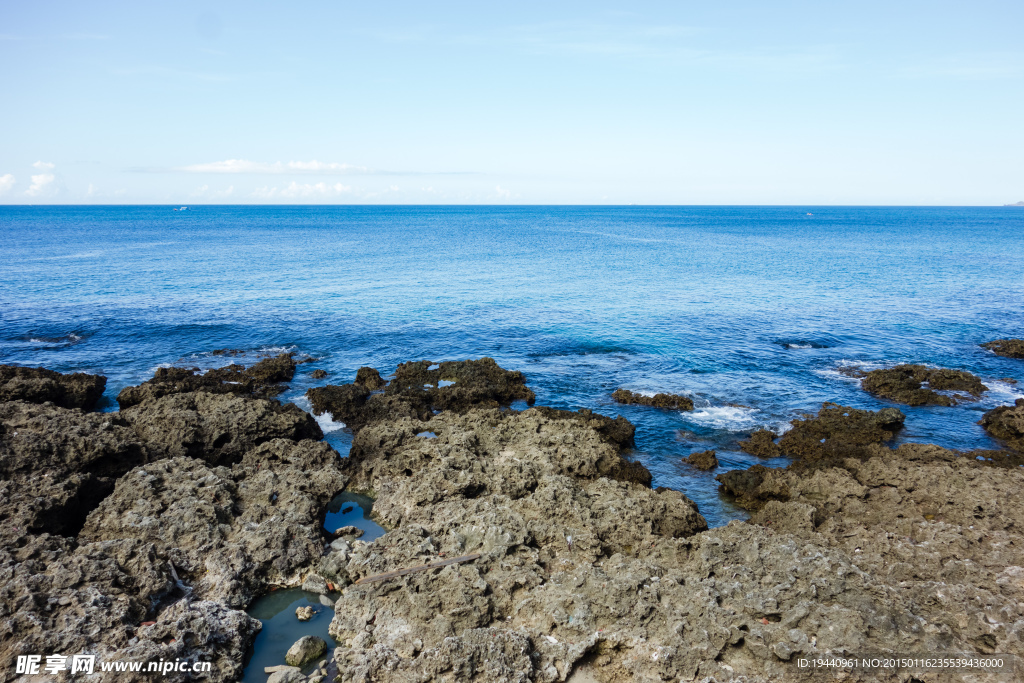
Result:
[3, 205, 1024, 529]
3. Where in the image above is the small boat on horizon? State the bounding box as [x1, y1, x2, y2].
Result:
[173, 206, 189, 211]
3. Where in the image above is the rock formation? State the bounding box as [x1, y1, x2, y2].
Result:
[611, 388, 694, 411]
[684, 449, 718, 470]
[859, 364, 988, 406]
[0, 365, 106, 410]
[982, 338, 1024, 359]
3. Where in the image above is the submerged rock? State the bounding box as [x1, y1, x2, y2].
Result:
[611, 388, 694, 411]
[860, 363, 988, 405]
[295, 605, 314, 621]
[982, 338, 1024, 359]
[0, 364, 106, 410]
[116, 353, 297, 409]
[310, 369, 328, 379]
[285, 635, 326, 667]
[684, 449, 718, 470]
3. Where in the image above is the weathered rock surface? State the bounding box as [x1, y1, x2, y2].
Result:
[0, 364, 106, 410]
[116, 353, 297, 409]
[860, 364, 988, 406]
[611, 388, 694, 411]
[120, 391, 322, 466]
[982, 338, 1024, 359]
[80, 439, 346, 607]
[739, 428, 782, 458]
[307, 358, 536, 432]
[979, 398, 1024, 453]
[285, 635, 326, 667]
[684, 449, 718, 470]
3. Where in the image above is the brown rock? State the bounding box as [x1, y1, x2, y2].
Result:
[982, 338, 1024, 359]
[860, 364, 988, 406]
[611, 388, 694, 411]
[684, 449, 718, 470]
[0, 365, 106, 410]
[739, 429, 782, 458]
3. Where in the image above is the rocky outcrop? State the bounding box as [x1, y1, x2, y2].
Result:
[739, 429, 782, 457]
[307, 358, 537, 432]
[285, 635, 326, 667]
[121, 391, 322, 466]
[979, 398, 1024, 453]
[982, 338, 1024, 359]
[611, 388, 694, 411]
[80, 439, 346, 608]
[860, 364, 988, 406]
[684, 449, 718, 470]
[0, 365, 106, 410]
[116, 353, 297, 409]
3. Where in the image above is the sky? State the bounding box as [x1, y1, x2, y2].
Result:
[1, 1, 1022, 205]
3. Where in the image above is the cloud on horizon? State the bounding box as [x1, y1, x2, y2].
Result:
[33, 161, 55, 170]
[0, 174, 15, 194]
[25, 173, 56, 197]
[129, 159, 478, 177]
[252, 181, 353, 199]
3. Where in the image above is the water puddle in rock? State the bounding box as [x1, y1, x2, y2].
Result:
[323, 492, 386, 541]
[241, 589, 337, 683]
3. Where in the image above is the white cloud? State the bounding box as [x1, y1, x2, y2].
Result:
[25, 173, 55, 197]
[32, 161, 55, 170]
[178, 159, 369, 175]
[252, 182, 352, 199]
[495, 185, 512, 199]
[191, 184, 235, 199]
[0, 174, 14, 194]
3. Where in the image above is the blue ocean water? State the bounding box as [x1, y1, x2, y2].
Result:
[2, 205, 1024, 527]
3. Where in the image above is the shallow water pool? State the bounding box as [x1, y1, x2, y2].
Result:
[241, 589, 337, 683]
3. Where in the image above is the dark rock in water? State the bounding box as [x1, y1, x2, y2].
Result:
[0, 365, 106, 410]
[777, 402, 905, 466]
[717, 464, 788, 508]
[982, 338, 1024, 359]
[354, 366, 385, 389]
[116, 353, 297, 409]
[611, 388, 695, 411]
[684, 449, 718, 470]
[311, 369, 328, 379]
[529, 406, 636, 449]
[860, 363, 988, 406]
[307, 358, 536, 433]
[979, 398, 1024, 453]
[121, 391, 322, 466]
[739, 429, 782, 457]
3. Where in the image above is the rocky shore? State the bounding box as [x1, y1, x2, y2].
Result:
[2, 355, 1023, 682]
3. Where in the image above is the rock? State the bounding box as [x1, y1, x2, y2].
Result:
[116, 353, 297, 409]
[79, 439, 348, 608]
[319, 594, 335, 607]
[354, 366, 386, 389]
[982, 338, 1024, 359]
[311, 369, 328, 379]
[979, 399, 1024, 453]
[121, 391, 323, 466]
[296, 606, 314, 621]
[307, 359, 536, 433]
[776, 402, 905, 466]
[0, 364, 106, 410]
[333, 525, 363, 538]
[302, 573, 329, 594]
[611, 388, 694, 411]
[267, 669, 306, 683]
[739, 429, 782, 457]
[265, 665, 302, 674]
[860, 364, 988, 406]
[684, 449, 718, 470]
[285, 635, 327, 667]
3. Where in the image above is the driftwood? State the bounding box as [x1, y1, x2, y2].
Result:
[353, 553, 482, 586]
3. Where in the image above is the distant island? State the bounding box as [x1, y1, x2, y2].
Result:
[1005, 201, 1024, 206]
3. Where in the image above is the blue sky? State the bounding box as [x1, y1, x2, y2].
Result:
[1, 1, 1021, 205]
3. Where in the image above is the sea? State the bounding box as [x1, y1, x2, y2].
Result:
[3, 205, 1024, 529]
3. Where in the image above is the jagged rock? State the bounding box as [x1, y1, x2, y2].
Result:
[684, 449, 718, 470]
[296, 606, 314, 621]
[982, 338, 1024, 359]
[979, 398, 1024, 453]
[302, 573, 329, 594]
[333, 525, 363, 539]
[285, 635, 326, 667]
[0, 401, 152, 542]
[861, 364, 988, 406]
[611, 388, 694, 411]
[0, 365, 106, 410]
[267, 669, 306, 683]
[739, 429, 782, 457]
[120, 391, 322, 466]
[79, 439, 347, 608]
[354, 366, 385, 389]
[311, 369, 328, 379]
[307, 359, 536, 433]
[777, 402, 904, 466]
[116, 353, 297, 409]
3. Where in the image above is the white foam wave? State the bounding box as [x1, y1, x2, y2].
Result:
[787, 343, 813, 349]
[315, 412, 347, 434]
[684, 405, 760, 430]
[983, 380, 1024, 405]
